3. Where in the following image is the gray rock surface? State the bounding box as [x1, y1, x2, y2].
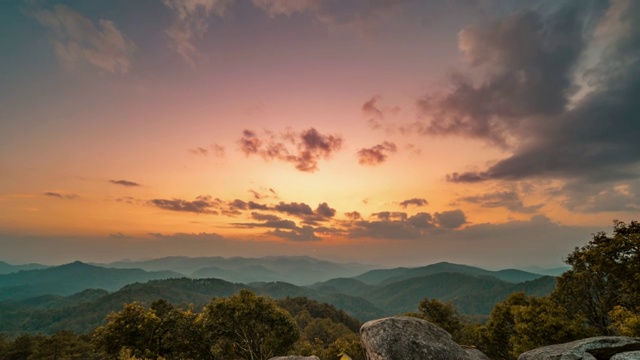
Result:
[465, 346, 492, 360]
[360, 316, 473, 360]
[268, 356, 320, 360]
[517, 336, 640, 360]
[612, 351, 640, 360]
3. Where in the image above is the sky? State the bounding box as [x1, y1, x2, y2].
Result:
[1, 0, 639, 269]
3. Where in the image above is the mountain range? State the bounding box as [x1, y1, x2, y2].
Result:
[0, 257, 561, 336]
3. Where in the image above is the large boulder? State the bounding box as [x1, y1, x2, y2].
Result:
[611, 352, 640, 360]
[360, 316, 475, 360]
[518, 336, 640, 360]
[268, 356, 320, 360]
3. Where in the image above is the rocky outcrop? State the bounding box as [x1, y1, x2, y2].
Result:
[517, 336, 640, 360]
[360, 316, 482, 360]
[268, 356, 320, 360]
[611, 351, 640, 360]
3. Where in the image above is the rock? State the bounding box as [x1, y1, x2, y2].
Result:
[360, 316, 473, 360]
[464, 346, 492, 360]
[517, 336, 640, 360]
[612, 351, 640, 360]
[268, 356, 320, 360]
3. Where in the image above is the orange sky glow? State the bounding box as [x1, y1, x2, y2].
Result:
[1, 0, 639, 268]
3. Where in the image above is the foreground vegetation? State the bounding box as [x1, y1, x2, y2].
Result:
[0, 220, 638, 360]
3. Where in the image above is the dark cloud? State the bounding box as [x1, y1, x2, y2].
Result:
[399, 198, 428, 208]
[238, 128, 342, 172]
[109, 179, 141, 187]
[401, 2, 640, 211]
[434, 210, 467, 229]
[315, 202, 336, 219]
[43, 192, 78, 200]
[345, 211, 361, 220]
[148, 195, 219, 214]
[235, 212, 321, 241]
[561, 180, 640, 214]
[457, 191, 542, 213]
[347, 209, 466, 239]
[269, 226, 321, 242]
[273, 201, 314, 216]
[357, 142, 397, 165]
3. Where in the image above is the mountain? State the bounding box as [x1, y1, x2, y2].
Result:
[0, 270, 557, 336]
[519, 265, 570, 276]
[0, 261, 49, 274]
[103, 255, 378, 285]
[353, 261, 543, 285]
[0, 261, 182, 300]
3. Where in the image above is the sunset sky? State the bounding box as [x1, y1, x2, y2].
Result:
[1, 0, 639, 269]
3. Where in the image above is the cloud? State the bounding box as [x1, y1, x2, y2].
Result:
[269, 226, 321, 241]
[357, 142, 397, 165]
[361, 96, 401, 131]
[402, 2, 640, 211]
[189, 144, 226, 157]
[109, 179, 141, 187]
[399, 198, 428, 208]
[43, 192, 78, 200]
[148, 195, 220, 214]
[233, 212, 322, 241]
[457, 191, 542, 213]
[238, 128, 343, 172]
[347, 209, 465, 240]
[251, 0, 320, 17]
[273, 201, 314, 216]
[32, 4, 135, 74]
[315, 202, 336, 218]
[434, 209, 467, 229]
[163, 0, 233, 66]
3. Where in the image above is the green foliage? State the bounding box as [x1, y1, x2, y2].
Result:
[609, 306, 640, 336]
[92, 300, 204, 360]
[276, 297, 361, 332]
[510, 297, 596, 356]
[417, 298, 464, 340]
[553, 220, 640, 334]
[478, 292, 529, 360]
[199, 290, 299, 360]
[0, 332, 98, 360]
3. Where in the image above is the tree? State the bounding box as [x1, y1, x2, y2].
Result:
[479, 292, 529, 360]
[609, 306, 640, 336]
[553, 220, 640, 334]
[510, 297, 595, 356]
[199, 290, 299, 360]
[93, 302, 161, 359]
[416, 298, 464, 340]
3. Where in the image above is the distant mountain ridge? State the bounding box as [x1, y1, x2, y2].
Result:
[0, 261, 182, 300]
[352, 261, 544, 285]
[100, 255, 378, 285]
[0, 261, 49, 274]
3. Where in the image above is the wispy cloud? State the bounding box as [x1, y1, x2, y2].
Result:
[109, 179, 141, 187]
[357, 142, 397, 166]
[43, 192, 79, 200]
[239, 128, 343, 172]
[251, 0, 320, 17]
[399, 198, 428, 208]
[456, 191, 542, 214]
[148, 195, 220, 214]
[188, 144, 226, 157]
[32, 4, 135, 74]
[163, 0, 233, 66]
